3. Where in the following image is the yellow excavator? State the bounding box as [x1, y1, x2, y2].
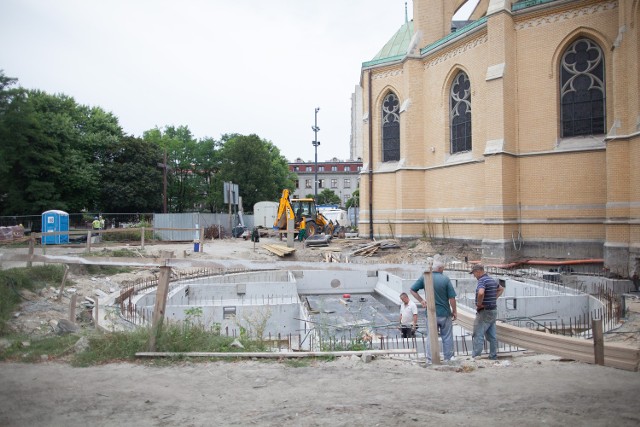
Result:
[274, 189, 330, 237]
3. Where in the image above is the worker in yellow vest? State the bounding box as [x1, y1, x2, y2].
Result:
[298, 217, 306, 241]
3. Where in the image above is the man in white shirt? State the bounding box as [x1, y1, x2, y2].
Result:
[399, 292, 418, 338]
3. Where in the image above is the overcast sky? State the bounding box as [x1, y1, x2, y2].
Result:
[1, 0, 474, 163]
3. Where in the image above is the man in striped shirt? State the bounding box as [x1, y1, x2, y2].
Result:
[470, 264, 504, 360]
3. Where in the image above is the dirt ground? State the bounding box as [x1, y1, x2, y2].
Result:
[1, 237, 639, 427]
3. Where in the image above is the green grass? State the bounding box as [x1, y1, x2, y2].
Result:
[1, 323, 272, 366]
[0, 333, 80, 363]
[70, 323, 269, 367]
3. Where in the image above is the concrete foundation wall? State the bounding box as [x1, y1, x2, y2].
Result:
[294, 270, 377, 294]
[164, 301, 300, 337]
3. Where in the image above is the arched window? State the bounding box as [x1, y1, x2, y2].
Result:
[450, 71, 472, 153]
[382, 92, 400, 162]
[560, 38, 605, 137]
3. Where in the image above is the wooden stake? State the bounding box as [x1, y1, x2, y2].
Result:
[69, 293, 77, 322]
[57, 264, 70, 302]
[27, 237, 35, 268]
[423, 269, 441, 365]
[287, 218, 294, 248]
[593, 317, 604, 365]
[85, 230, 92, 252]
[148, 265, 171, 352]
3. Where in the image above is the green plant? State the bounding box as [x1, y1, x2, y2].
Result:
[236, 307, 272, 342]
[184, 307, 203, 327]
[387, 220, 395, 239]
[0, 333, 80, 363]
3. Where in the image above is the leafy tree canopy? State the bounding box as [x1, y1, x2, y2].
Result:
[215, 134, 295, 212]
[316, 188, 341, 206]
[100, 136, 163, 213]
[345, 189, 359, 210]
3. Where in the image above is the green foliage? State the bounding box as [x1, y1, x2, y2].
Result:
[345, 189, 359, 210]
[184, 307, 203, 326]
[214, 134, 295, 212]
[100, 136, 163, 213]
[0, 265, 66, 334]
[316, 188, 340, 206]
[0, 334, 80, 363]
[70, 323, 267, 366]
[72, 328, 150, 366]
[0, 81, 124, 215]
[1, 70, 298, 216]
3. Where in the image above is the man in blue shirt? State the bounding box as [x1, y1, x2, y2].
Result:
[410, 260, 457, 363]
[470, 264, 504, 360]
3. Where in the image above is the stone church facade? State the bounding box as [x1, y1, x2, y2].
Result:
[358, 0, 639, 276]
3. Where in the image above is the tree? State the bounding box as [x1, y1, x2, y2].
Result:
[144, 126, 205, 213]
[345, 189, 360, 210]
[0, 78, 123, 215]
[214, 134, 295, 212]
[100, 136, 163, 213]
[316, 188, 341, 206]
[193, 136, 222, 213]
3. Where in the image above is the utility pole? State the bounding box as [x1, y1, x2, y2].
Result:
[157, 149, 168, 213]
[312, 107, 320, 200]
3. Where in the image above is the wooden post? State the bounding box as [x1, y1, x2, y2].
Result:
[593, 317, 604, 365]
[199, 226, 205, 251]
[148, 264, 172, 352]
[287, 218, 294, 248]
[423, 269, 441, 365]
[27, 237, 34, 268]
[69, 293, 77, 322]
[94, 298, 99, 329]
[86, 230, 92, 252]
[56, 264, 70, 302]
[141, 227, 145, 250]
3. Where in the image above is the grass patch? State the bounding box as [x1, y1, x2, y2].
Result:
[0, 333, 80, 362]
[0, 265, 67, 335]
[70, 323, 269, 367]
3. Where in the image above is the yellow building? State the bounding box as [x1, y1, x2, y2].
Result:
[358, 0, 639, 277]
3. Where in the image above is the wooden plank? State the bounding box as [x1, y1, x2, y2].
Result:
[262, 244, 296, 257]
[456, 310, 640, 371]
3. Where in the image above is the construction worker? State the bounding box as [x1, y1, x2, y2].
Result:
[298, 217, 307, 241]
[92, 216, 101, 243]
[99, 215, 105, 229]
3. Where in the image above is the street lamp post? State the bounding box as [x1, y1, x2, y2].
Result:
[312, 107, 320, 200]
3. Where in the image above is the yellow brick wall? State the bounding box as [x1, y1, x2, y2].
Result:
[359, 1, 639, 271]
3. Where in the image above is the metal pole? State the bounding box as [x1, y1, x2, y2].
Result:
[163, 149, 167, 213]
[312, 107, 320, 200]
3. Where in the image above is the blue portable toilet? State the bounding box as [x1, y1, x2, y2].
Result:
[41, 210, 69, 244]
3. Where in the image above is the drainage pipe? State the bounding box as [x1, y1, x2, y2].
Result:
[368, 69, 374, 240]
[136, 349, 416, 359]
